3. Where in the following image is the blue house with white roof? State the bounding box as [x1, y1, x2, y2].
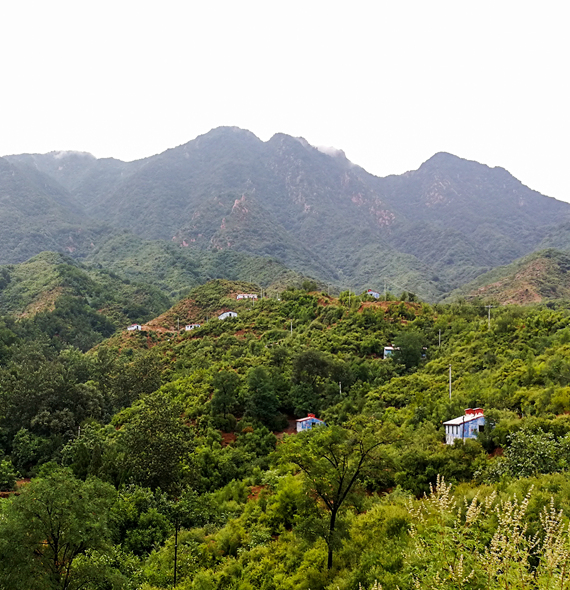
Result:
[296, 413, 325, 432]
[443, 408, 485, 444]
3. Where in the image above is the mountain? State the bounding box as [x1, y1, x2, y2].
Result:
[0, 156, 115, 264]
[443, 249, 570, 304]
[6, 128, 570, 300]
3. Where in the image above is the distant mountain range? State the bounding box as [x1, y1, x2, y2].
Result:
[4, 126, 570, 301]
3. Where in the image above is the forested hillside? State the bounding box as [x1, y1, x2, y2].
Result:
[3, 281, 570, 588]
[445, 248, 570, 304]
[7, 127, 570, 299]
[0, 251, 170, 351]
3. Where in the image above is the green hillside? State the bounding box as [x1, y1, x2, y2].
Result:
[86, 232, 314, 299]
[3, 282, 570, 587]
[0, 252, 170, 350]
[444, 249, 570, 304]
[0, 156, 116, 264]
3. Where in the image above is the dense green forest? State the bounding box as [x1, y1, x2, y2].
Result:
[3, 280, 570, 589]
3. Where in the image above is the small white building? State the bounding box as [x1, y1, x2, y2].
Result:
[185, 324, 201, 331]
[218, 311, 238, 320]
[127, 324, 142, 331]
[367, 289, 381, 299]
[296, 413, 326, 432]
[236, 293, 258, 300]
[443, 409, 485, 445]
[383, 346, 396, 358]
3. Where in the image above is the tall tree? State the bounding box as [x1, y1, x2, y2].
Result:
[121, 391, 195, 494]
[279, 418, 387, 570]
[211, 370, 240, 417]
[0, 468, 117, 590]
[245, 366, 278, 425]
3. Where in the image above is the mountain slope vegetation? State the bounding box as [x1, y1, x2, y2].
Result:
[4, 281, 570, 588]
[0, 251, 170, 350]
[445, 248, 570, 304]
[7, 127, 570, 300]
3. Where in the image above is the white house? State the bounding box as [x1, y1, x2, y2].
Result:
[185, 324, 201, 331]
[367, 289, 381, 299]
[383, 346, 396, 358]
[296, 413, 326, 432]
[443, 409, 485, 445]
[218, 311, 238, 320]
[236, 293, 258, 300]
[127, 324, 142, 331]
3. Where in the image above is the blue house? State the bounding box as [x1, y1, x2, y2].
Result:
[296, 413, 325, 432]
[443, 408, 485, 444]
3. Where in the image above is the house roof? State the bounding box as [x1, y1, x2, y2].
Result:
[296, 416, 324, 423]
[443, 414, 484, 426]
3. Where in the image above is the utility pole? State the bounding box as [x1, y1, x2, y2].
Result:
[339, 381, 342, 395]
[485, 305, 494, 330]
[177, 318, 180, 332]
[439, 329, 441, 348]
[290, 320, 293, 336]
[449, 364, 452, 400]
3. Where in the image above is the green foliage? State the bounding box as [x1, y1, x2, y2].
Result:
[486, 428, 570, 480]
[392, 330, 425, 370]
[120, 392, 195, 494]
[0, 456, 18, 491]
[279, 419, 389, 569]
[0, 468, 118, 589]
[245, 366, 279, 426]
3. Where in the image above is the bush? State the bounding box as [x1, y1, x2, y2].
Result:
[0, 457, 18, 491]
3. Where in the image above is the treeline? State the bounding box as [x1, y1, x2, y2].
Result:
[3, 283, 570, 588]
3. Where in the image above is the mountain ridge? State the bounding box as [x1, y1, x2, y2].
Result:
[5, 127, 570, 301]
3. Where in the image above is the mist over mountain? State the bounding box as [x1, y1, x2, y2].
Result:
[5, 127, 570, 300]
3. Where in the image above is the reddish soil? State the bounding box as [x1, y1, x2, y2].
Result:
[248, 484, 268, 501]
[274, 419, 297, 439]
[0, 478, 30, 499]
[221, 432, 237, 447]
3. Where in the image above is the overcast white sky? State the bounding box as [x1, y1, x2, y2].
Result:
[1, 1, 568, 200]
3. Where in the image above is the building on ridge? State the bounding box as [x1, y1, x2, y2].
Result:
[127, 324, 142, 331]
[185, 324, 201, 331]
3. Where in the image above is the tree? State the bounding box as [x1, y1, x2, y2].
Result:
[211, 370, 240, 417]
[393, 330, 424, 370]
[245, 366, 279, 425]
[0, 456, 17, 491]
[121, 391, 195, 494]
[0, 468, 117, 590]
[279, 418, 387, 570]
